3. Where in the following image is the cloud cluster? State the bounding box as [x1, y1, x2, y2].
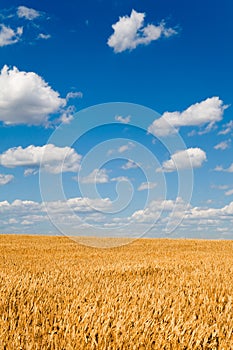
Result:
[0, 144, 82, 174]
[130, 197, 233, 227]
[0, 196, 112, 230]
[157, 148, 207, 172]
[108, 9, 177, 53]
[0, 65, 66, 125]
[0, 6, 50, 47]
[148, 97, 227, 137]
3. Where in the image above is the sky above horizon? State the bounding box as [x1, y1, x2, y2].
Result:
[0, 0, 233, 239]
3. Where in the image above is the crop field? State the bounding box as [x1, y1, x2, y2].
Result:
[0, 235, 233, 349]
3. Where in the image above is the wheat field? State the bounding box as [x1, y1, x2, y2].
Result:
[0, 235, 233, 349]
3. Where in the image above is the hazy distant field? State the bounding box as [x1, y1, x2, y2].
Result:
[0, 235, 233, 349]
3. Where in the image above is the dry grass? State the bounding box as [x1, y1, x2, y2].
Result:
[0, 235, 233, 349]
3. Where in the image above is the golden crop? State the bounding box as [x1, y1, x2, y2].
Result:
[0, 235, 233, 349]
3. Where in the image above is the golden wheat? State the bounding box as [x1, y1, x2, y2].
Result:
[0, 235, 233, 349]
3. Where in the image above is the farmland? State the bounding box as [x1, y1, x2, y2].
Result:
[0, 235, 233, 349]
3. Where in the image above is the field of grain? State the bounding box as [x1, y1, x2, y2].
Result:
[0, 235, 233, 349]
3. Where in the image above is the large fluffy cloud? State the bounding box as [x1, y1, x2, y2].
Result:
[148, 97, 227, 137]
[107, 9, 177, 53]
[0, 65, 66, 125]
[0, 144, 81, 174]
[0, 25, 23, 47]
[157, 148, 207, 172]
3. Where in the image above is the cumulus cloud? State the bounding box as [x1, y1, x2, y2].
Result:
[131, 197, 188, 223]
[214, 140, 231, 150]
[115, 115, 131, 124]
[0, 144, 82, 174]
[0, 24, 23, 47]
[137, 181, 157, 191]
[17, 6, 40, 20]
[0, 65, 66, 125]
[107, 9, 177, 53]
[148, 97, 227, 137]
[0, 197, 112, 222]
[45, 197, 112, 213]
[157, 148, 207, 172]
[130, 197, 233, 226]
[0, 174, 14, 185]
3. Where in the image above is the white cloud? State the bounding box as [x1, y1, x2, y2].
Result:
[122, 159, 139, 170]
[214, 165, 224, 172]
[214, 140, 231, 150]
[0, 24, 23, 47]
[118, 142, 135, 153]
[44, 197, 112, 213]
[107, 9, 177, 53]
[0, 174, 14, 185]
[148, 97, 227, 137]
[130, 197, 233, 227]
[24, 168, 38, 177]
[0, 197, 111, 215]
[0, 144, 81, 174]
[211, 184, 229, 190]
[214, 163, 233, 173]
[111, 176, 129, 182]
[38, 33, 51, 40]
[137, 181, 157, 191]
[131, 197, 188, 223]
[79, 168, 109, 184]
[0, 65, 66, 125]
[17, 6, 40, 20]
[107, 142, 134, 156]
[218, 121, 233, 135]
[21, 220, 33, 225]
[115, 115, 131, 124]
[157, 148, 207, 172]
[57, 111, 74, 124]
[225, 189, 233, 196]
[66, 91, 83, 100]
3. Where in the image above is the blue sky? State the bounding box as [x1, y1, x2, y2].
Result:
[0, 0, 232, 239]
